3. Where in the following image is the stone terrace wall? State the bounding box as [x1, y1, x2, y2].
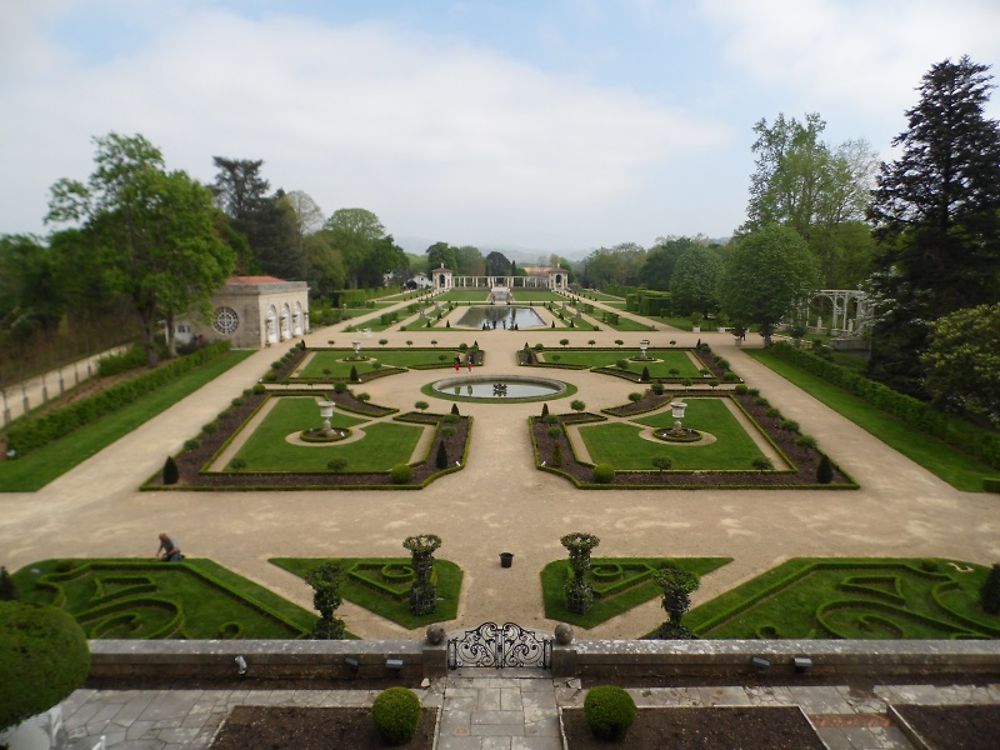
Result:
[89, 639, 1000, 684]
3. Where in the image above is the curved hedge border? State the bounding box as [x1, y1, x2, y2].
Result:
[766, 342, 1000, 470]
[13, 559, 312, 640]
[6, 342, 231, 456]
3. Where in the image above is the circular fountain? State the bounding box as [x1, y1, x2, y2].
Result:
[430, 374, 568, 401]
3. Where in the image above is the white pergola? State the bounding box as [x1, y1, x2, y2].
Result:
[790, 289, 873, 335]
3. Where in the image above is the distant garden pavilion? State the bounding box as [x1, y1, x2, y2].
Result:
[432, 264, 569, 292]
[174, 275, 310, 349]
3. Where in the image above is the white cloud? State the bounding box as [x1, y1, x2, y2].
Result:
[699, 0, 1000, 121]
[0, 5, 729, 246]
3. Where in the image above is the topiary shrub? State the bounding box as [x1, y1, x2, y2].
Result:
[641, 366, 650, 382]
[305, 562, 346, 640]
[651, 382, 664, 395]
[372, 686, 421, 745]
[0, 602, 91, 732]
[228, 458, 247, 470]
[734, 384, 748, 394]
[435, 441, 449, 469]
[541, 403, 549, 417]
[0, 567, 17, 601]
[551, 442, 563, 467]
[980, 563, 1000, 615]
[816, 454, 833, 484]
[333, 382, 347, 394]
[450, 403, 460, 416]
[350, 365, 359, 382]
[162, 456, 179, 485]
[390, 464, 413, 484]
[592, 463, 615, 484]
[584, 685, 636, 742]
[752, 457, 773, 472]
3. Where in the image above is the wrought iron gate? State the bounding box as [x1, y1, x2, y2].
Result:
[447, 621, 552, 669]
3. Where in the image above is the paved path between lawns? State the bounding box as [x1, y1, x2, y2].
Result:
[2, 322, 999, 640]
[54, 675, 1000, 749]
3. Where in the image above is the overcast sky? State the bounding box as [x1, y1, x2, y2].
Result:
[2, 1, 998, 256]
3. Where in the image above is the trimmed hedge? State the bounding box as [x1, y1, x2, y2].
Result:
[584, 685, 636, 741]
[7, 342, 232, 457]
[372, 687, 421, 745]
[0, 602, 91, 731]
[768, 342, 1000, 469]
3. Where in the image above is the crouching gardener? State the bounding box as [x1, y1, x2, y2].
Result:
[156, 532, 184, 562]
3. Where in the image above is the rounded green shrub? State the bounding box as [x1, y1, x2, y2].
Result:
[584, 685, 636, 741]
[390, 464, 413, 484]
[372, 686, 421, 745]
[1, 602, 91, 731]
[592, 463, 615, 484]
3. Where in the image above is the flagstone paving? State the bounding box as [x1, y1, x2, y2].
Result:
[57, 675, 1000, 749]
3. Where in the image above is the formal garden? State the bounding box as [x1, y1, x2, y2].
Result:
[8, 558, 314, 639]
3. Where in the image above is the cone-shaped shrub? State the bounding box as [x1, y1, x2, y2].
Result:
[435, 441, 448, 469]
[816, 454, 834, 484]
[162, 455, 179, 485]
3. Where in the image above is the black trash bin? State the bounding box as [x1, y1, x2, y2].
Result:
[499, 552, 514, 568]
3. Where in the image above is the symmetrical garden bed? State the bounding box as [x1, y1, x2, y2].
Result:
[541, 557, 731, 628]
[532, 389, 855, 488]
[892, 704, 1000, 750]
[686, 558, 1000, 639]
[211, 706, 437, 750]
[519, 345, 723, 384]
[272, 557, 463, 628]
[11, 558, 314, 639]
[144, 388, 471, 490]
[288, 346, 485, 384]
[562, 706, 826, 750]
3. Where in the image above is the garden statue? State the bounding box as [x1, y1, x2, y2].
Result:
[561, 532, 600, 614]
[403, 534, 442, 615]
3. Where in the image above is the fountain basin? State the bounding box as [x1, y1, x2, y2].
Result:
[430, 374, 569, 401]
[455, 305, 546, 329]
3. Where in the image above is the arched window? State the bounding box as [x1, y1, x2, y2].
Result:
[293, 301, 303, 336]
[266, 305, 278, 344]
[280, 303, 291, 340]
[439, 274, 446, 287]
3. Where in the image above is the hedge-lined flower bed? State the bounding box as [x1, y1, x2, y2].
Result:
[6, 342, 232, 456]
[531, 389, 855, 489]
[144, 389, 471, 491]
[766, 342, 1000, 469]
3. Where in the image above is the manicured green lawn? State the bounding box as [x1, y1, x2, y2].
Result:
[748, 349, 996, 492]
[12, 558, 314, 639]
[580, 399, 769, 470]
[438, 290, 490, 302]
[271, 557, 464, 628]
[229, 397, 420, 472]
[509, 290, 563, 301]
[541, 557, 731, 628]
[539, 349, 705, 378]
[687, 558, 1000, 639]
[0, 350, 252, 492]
[297, 349, 463, 378]
[601, 314, 656, 331]
[582, 290, 625, 302]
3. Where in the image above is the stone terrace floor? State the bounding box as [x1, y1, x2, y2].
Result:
[59, 674, 1000, 750]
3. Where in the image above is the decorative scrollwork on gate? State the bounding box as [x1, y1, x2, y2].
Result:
[447, 622, 552, 669]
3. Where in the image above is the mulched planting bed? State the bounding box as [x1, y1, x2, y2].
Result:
[562, 706, 825, 749]
[893, 704, 1000, 750]
[144, 389, 469, 490]
[210, 706, 436, 750]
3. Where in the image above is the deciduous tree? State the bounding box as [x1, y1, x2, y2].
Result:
[48, 133, 234, 365]
[719, 224, 819, 346]
[670, 246, 722, 315]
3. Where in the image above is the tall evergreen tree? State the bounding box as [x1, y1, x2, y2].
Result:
[867, 57, 1000, 392]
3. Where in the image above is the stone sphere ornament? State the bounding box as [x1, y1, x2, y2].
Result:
[425, 623, 446, 645]
[554, 623, 574, 645]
